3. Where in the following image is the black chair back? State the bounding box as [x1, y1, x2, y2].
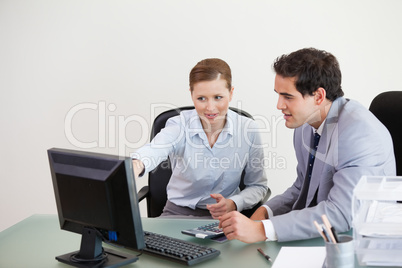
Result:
[369, 91, 402, 175]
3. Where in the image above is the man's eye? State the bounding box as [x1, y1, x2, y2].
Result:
[198, 97, 206, 101]
[215, 96, 222, 100]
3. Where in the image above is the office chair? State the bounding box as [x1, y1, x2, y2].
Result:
[137, 106, 270, 217]
[369, 91, 402, 176]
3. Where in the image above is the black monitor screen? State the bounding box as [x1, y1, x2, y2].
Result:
[48, 148, 145, 267]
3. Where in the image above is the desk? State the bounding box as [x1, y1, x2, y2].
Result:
[0, 214, 387, 267]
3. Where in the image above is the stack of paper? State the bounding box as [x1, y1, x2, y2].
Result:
[272, 247, 326, 268]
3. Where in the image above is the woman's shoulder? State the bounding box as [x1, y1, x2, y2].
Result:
[179, 108, 197, 118]
[227, 108, 256, 126]
[164, 109, 199, 130]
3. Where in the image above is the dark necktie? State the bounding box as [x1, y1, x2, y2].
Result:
[294, 132, 321, 210]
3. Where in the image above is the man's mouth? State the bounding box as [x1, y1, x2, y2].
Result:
[283, 113, 292, 120]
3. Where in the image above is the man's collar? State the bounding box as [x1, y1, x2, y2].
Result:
[312, 118, 326, 136]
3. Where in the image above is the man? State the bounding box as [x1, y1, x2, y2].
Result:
[219, 48, 396, 242]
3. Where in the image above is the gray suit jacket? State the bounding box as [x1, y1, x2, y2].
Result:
[265, 97, 396, 241]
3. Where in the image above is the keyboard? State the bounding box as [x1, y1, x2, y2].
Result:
[142, 231, 220, 266]
[181, 221, 224, 239]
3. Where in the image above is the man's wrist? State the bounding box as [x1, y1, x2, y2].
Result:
[261, 219, 278, 241]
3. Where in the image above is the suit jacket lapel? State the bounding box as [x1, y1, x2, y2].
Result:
[306, 97, 345, 205]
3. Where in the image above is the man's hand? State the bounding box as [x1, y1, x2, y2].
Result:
[206, 194, 236, 219]
[219, 211, 267, 243]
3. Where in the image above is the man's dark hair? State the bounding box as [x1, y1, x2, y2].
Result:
[273, 48, 344, 101]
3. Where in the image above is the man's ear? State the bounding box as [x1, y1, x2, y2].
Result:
[314, 87, 326, 105]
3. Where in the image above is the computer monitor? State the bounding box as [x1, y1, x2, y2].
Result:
[48, 148, 145, 267]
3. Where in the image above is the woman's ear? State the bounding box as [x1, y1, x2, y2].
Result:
[229, 87, 234, 101]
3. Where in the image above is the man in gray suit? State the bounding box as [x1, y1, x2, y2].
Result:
[219, 48, 396, 242]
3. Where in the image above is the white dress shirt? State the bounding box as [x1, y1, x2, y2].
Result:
[131, 109, 268, 211]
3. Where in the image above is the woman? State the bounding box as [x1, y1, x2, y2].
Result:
[132, 58, 267, 218]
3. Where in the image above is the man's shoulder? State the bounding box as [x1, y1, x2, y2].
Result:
[327, 97, 378, 127]
[338, 98, 383, 128]
[327, 98, 392, 147]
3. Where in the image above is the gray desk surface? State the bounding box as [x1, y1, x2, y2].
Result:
[0, 214, 386, 268]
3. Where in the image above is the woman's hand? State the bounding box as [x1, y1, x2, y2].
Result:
[206, 193, 237, 219]
[250, 206, 269, 220]
[132, 159, 144, 178]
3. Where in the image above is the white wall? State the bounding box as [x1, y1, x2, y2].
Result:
[1, 0, 401, 232]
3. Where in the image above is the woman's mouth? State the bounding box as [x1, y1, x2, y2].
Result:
[205, 113, 218, 119]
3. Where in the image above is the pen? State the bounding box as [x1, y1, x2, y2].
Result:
[321, 214, 337, 244]
[330, 226, 339, 243]
[313, 220, 329, 242]
[257, 248, 272, 261]
[321, 226, 331, 243]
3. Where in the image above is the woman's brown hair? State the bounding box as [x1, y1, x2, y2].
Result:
[189, 58, 232, 91]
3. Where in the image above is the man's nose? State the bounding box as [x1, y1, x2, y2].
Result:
[277, 97, 285, 110]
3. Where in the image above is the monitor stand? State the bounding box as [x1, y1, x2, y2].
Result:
[56, 227, 138, 268]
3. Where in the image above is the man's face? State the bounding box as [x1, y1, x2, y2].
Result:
[274, 75, 320, 129]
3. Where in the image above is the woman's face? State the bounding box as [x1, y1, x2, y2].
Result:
[191, 79, 233, 131]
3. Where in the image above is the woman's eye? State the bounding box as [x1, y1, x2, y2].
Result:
[215, 96, 222, 100]
[198, 97, 206, 101]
